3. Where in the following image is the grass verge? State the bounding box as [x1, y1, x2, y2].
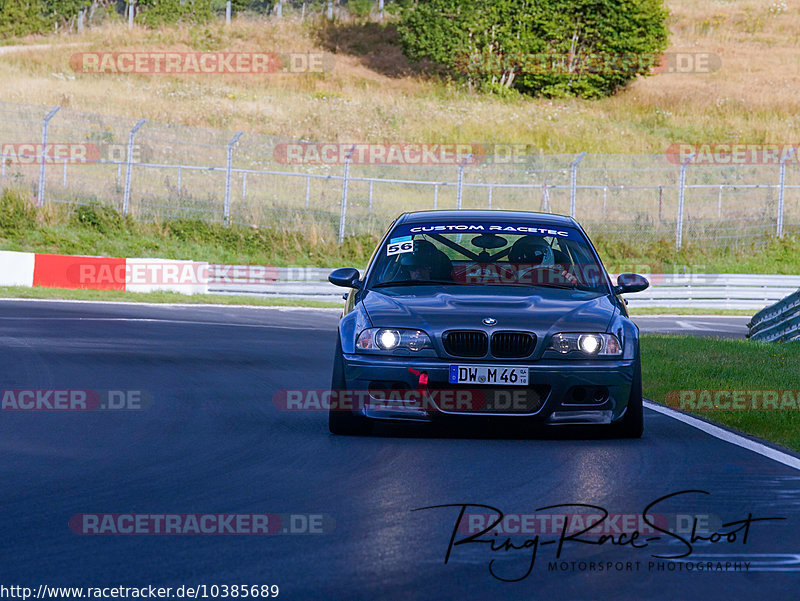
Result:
[0, 285, 341, 308]
[641, 335, 800, 453]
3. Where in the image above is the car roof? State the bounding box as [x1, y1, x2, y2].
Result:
[396, 210, 578, 227]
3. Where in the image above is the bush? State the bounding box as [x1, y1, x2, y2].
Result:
[0, 0, 108, 36]
[0, 0, 47, 37]
[72, 203, 126, 234]
[0, 189, 37, 237]
[135, 0, 221, 26]
[347, 0, 373, 20]
[396, 0, 668, 98]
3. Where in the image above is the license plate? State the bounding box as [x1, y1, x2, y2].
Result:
[449, 365, 529, 386]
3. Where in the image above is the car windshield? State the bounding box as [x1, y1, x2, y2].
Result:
[368, 221, 609, 294]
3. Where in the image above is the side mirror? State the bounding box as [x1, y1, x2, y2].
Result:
[615, 273, 649, 294]
[329, 267, 362, 289]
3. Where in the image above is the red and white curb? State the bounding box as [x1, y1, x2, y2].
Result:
[0, 250, 208, 294]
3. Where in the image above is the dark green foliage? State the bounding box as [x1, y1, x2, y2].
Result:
[0, 0, 48, 36]
[135, 0, 220, 26]
[0, 189, 37, 237]
[396, 0, 669, 98]
[72, 203, 128, 234]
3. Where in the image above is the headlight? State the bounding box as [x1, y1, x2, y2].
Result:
[377, 329, 401, 350]
[547, 333, 622, 356]
[356, 328, 433, 352]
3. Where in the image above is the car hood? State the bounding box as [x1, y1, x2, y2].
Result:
[361, 285, 617, 336]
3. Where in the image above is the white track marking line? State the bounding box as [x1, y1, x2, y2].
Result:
[674, 320, 701, 330]
[645, 400, 800, 472]
[692, 321, 748, 329]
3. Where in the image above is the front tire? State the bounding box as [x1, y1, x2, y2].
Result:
[611, 358, 643, 439]
[328, 337, 373, 436]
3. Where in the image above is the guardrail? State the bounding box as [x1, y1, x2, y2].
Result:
[207, 270, 800, 310]
[621, 274, 800, 310]
[747, 289, 800, 341]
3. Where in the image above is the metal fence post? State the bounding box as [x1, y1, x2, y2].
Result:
[37, 106, 61, 207]
[276, 0, 282, 18]
[226, 0, 232, 24]
[541, 180, 550, 212]
[487, 185, 493, 209]
[456, 154, 472, 210]
[338, 144, 356, 244]
[675, 153, 694, 250]
[224, 131, 244, 227]
[379, 0, 384, 21]
[327, 0, 333, 19]
[433, 184, 438, 210]
[62, 159, 67, 187]
[304, 175, 311, 209]
[777, 148, 794, 238]
[177, 166, 181, 197]
[127, 1, 134, 29]
[717, 185, 723, 219]
[122, 119, 145, 216]
[368, 180, 373, 213]
[569, 151, 586, 218]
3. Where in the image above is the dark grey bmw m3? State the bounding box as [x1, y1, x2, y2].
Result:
[327, 210, 650, 437]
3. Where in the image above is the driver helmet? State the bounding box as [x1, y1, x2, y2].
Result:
[508, 236, 554, 266]
[399, 239, 438, 269]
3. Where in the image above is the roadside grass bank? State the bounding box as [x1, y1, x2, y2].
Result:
[641, 335, 800, 453]
[1, 190, 799, 275]
[0, 1, 798, 153]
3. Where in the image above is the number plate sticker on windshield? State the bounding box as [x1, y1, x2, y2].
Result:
[449, 365, 529, 386]
[387, 236, 414, 256]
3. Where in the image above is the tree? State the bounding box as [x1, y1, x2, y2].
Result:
[396, 0, 668, 98]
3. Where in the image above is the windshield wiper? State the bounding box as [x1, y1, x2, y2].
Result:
[372, 279, 459, 288]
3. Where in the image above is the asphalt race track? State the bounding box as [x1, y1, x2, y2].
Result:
[0, 300, 797, 600]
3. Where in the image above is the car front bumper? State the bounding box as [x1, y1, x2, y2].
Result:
[341, 353, 636, 426]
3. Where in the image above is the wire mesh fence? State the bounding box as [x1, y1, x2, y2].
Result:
[1, 99, 798, 249]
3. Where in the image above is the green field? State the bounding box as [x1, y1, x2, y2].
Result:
[642, 335, 800, 452]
